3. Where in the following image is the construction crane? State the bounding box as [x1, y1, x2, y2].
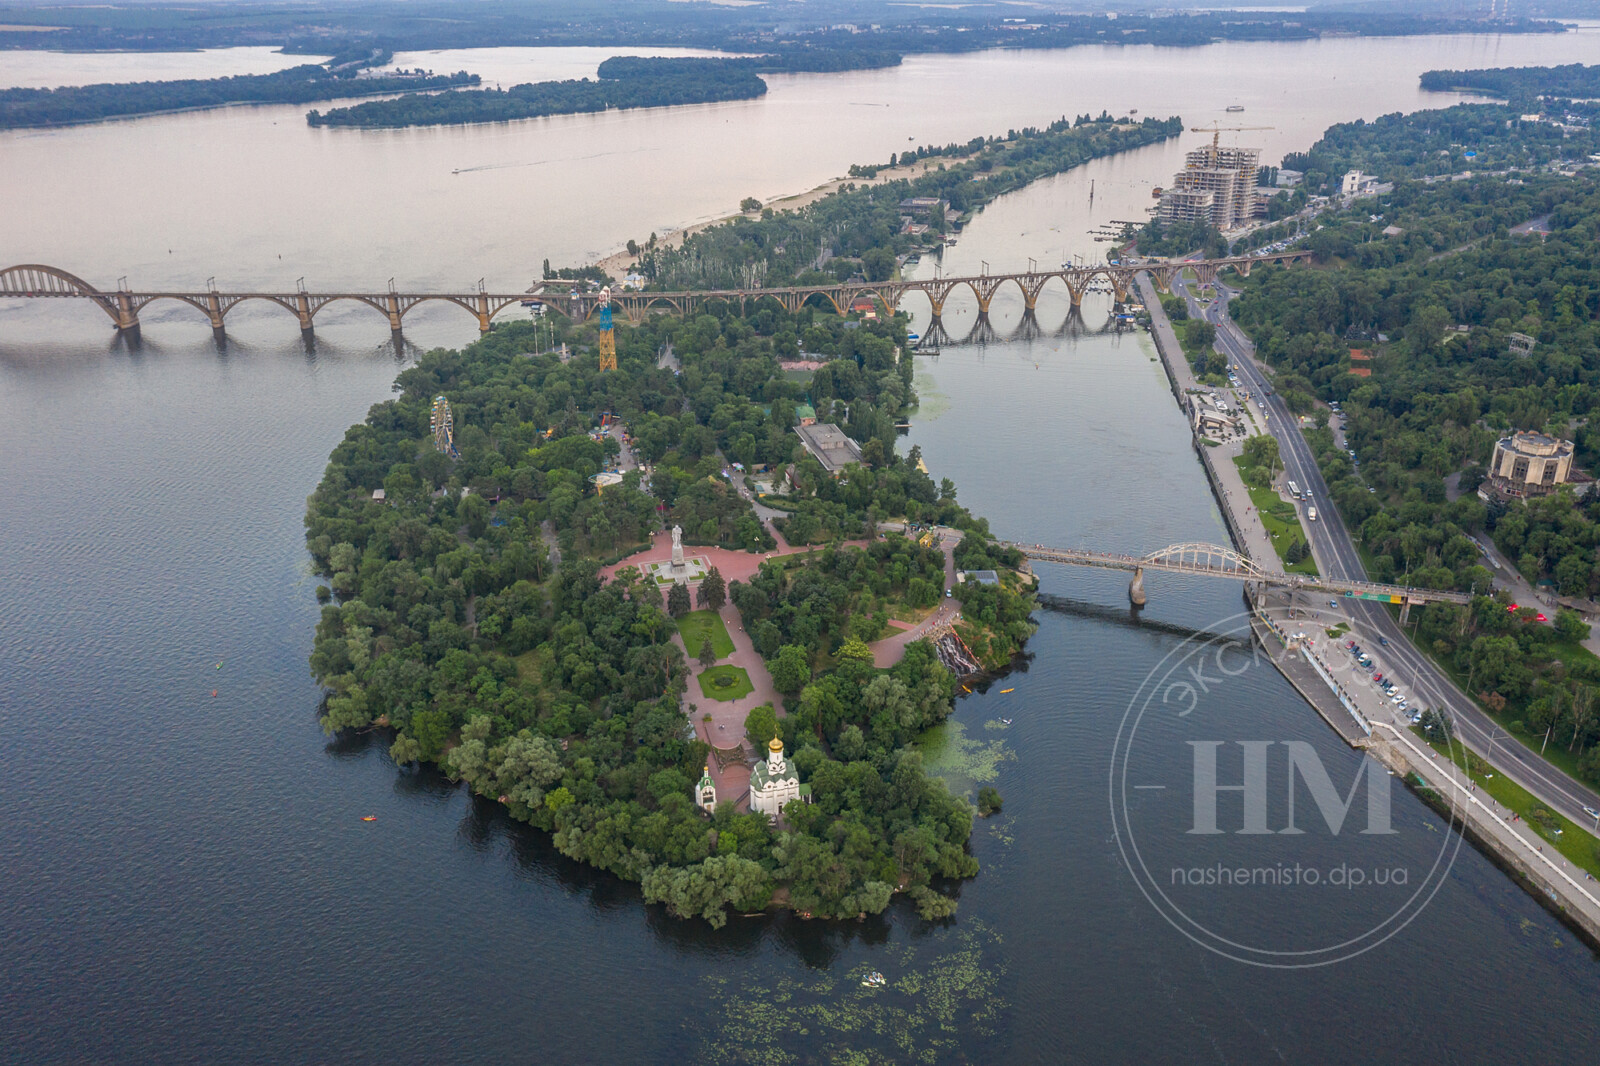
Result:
[596, 285, 616, 372]
[1189, 123, 1274, 150]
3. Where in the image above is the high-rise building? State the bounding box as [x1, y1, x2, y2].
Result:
[1158, 144, 1261, 230]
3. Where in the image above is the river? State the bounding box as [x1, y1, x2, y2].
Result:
[3, 30, 1600, 1064]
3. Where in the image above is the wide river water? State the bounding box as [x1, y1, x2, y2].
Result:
[4, 30, 1600, 1064]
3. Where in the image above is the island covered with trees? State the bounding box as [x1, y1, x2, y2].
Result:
[1421, 62, 1600, 106]
[306, 133, 1053, 921]
[1228, 102, 1600, 786]
[0, 52, 477, 130]
[307, 52, 896, 129]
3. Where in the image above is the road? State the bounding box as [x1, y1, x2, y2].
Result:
[1173, 272, 1600, 834]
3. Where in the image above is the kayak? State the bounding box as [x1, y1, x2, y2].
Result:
[1000, 688, 1014, 694]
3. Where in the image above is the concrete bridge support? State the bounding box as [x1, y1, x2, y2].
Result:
[294, 294, 314, 332]
[1129, 566, 1148, 608]
[384, 294, 403, 333]
[113, 293, 140, 332]
[473, 293, 492, 334]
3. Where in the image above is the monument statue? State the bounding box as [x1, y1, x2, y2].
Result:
[670, 524, 685, 570]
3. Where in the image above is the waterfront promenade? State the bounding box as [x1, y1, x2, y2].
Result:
[1143, 270, 1600, 938]
[1137, 273, 1278, 569]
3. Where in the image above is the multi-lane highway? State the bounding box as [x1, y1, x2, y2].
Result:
[1174, 273, 1600, 833]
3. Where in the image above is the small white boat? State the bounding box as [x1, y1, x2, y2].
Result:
[862, 971, 887, 988]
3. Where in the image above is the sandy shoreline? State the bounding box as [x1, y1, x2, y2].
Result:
[591, 156, 949, 280]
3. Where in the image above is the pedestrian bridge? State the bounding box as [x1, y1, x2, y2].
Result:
[1009, 541, 1472, 611]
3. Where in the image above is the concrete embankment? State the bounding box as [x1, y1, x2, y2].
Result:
[1138, 274, 1264, 566]
[1140, 271, 1600, 947]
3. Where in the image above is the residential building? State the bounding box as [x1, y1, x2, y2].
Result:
[1158, 144, 1261, 229]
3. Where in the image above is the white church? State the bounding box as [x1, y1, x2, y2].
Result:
[748, 737, 810, 819]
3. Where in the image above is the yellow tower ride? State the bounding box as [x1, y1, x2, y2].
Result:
[596, 286, 617, 372]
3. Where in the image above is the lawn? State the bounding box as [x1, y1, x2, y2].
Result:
[1415, 728, 1600, 882]
[697, 664, 754, 702]
[1234, 455, 1318, 576]
[677, 609, 734, 660]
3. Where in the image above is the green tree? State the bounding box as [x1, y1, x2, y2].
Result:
[1556, 608, 1591, 645]
[698, 638, 717, 667]
[862, 247, 895, 282]
[1242, 434, 1281, 479]
[697, 566, 727, 611]
[740, 197, 762, 213]
[769, 644, 811, 694]
[667, 581, 692, 618]
[744, 703, 779, 748]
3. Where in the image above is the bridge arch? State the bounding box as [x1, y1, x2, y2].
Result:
[1, 263, 121, 323]
[797, 289, 846, 315]
[1142, 542, 1265, 580]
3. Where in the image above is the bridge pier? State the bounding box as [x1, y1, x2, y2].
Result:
[294, 294, 314, 333]
[113, 293, 140, 332]
[1399, 597, 1412, 626]
[1129, 566, 1147, 608]
[474, 293, 493, 333]
[384, 294, 403, 333]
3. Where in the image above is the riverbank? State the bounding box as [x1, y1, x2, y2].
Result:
[592, 155, 954, 282]
[1143, 272, 1600, 948]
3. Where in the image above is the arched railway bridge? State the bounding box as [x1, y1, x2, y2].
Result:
[1010, 541, 1470, 622]
[0, 252, 1312, 336]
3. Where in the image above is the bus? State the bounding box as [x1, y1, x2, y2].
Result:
[1287, 480, 1302, 498]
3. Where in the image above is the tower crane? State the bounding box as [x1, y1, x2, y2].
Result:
[1189, 123, 1274, 150]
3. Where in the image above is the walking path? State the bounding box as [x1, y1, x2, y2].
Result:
[674, 600, 785, 810]
[870, 527, 960, 668]
[1138, 274, 1279, 569]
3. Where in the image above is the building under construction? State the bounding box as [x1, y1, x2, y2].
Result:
[1158, 143, 1261, 231]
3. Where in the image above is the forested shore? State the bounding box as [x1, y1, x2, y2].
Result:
[307, 53, 897, 129]
[629, 114, 1184, 290]
[0, 59, 477, 130]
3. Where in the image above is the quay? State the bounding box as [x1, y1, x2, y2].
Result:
[1139, 271, 1600, 946]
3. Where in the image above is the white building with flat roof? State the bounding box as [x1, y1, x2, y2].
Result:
[795, 422, 864, 476]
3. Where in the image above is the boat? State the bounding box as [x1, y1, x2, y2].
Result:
[907, 332, 920, 343]
[361, 815, 377, 822]
[1001, 718, 1013, 725]
[1226, 105, 1246, 113]
[862, 972, 887, 988]
[1000, 688, 1014, 694]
